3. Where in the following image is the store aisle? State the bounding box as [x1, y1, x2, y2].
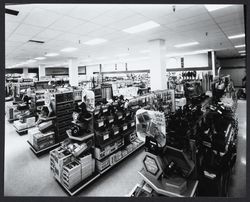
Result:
[4, 116, 145, 196]
[4, 100, 246, 197]
[228, 100, 246, 197]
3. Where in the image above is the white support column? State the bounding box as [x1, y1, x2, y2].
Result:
[23, 68, 29, 78]
[38, 64, 46, 80]
[68, 58, 79, 87]
[149, 39, 167, 91]
[211, 51, 216, 79]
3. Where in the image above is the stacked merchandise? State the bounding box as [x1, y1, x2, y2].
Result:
[50, 143, 95, 189]
[13, 116, 36, 131]
[54, 92, 74, 142]
[28, 124, 55, 151]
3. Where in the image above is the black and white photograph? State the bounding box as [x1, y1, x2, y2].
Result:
[4, 3, 246, 197]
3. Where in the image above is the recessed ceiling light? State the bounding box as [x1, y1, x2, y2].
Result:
[60, 47, 78, 52]
[228, 34, 245, 39]
[174, 42, 199, 48]
[97, 57, 107, 60]
[26, 59, 37, 63]
[83, 38, 107, 45]
[116, 53, 130, 57]
[140, 50, 151, 53]
[45, 53, 59, 57]
[235, 44, 245, 48]
[123, 21, 160, 34]
[205, 5, 232, 12]
[35, 57, 46, 60]
[238, 50, 246, 53]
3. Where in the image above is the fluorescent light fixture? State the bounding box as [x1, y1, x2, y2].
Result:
[140, 50, 151, 53]
[116, 53, 130, 57]
[174, 42, 199, 48]
[45, 53, 59, 57]
[123, 21, 160, 34]
[240, 53, 246, 56]
[228, 34, 245, 39]
[97, 57, 107, 60]
[35, 57, 46, 60]
[83, 38, 107, 45]
[26, 59, 37, 63]
[205, 4, 232, 12]
[238, 50, 246, 53]
[235, 44, 245, 48]
[60, 47, 78, 52]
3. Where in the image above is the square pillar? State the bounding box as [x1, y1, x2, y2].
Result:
[149, 39, 167, 91]
[39, 64, 46, 80]
[68, 58, 79, 87]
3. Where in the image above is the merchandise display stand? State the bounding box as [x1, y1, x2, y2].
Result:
[14, 125, 35, 136]
[138, 168, 199, 197]
[54, 141, 144, 196]
[27, 140, 60, 156]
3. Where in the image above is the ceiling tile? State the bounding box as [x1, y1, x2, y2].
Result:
[7, 33, 31, 43]
[49, 16, 84, 31]
[23, 8, 62, 27]
[5, 21, 19, 35]
[14, 24, 43, 37]
[69, 22, 102, 35]
[35, 4, 76, 15]
[34, 29, 64, 40]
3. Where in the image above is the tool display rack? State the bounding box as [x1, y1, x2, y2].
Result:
[53, 91, 75, 142]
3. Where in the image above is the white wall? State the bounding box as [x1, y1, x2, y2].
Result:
[166, 53, 209, 69]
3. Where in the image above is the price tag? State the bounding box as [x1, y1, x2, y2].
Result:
[114, 131, 119, 135]
[103, 134, 109, 140]
[98, 121, 104, 127]
[131, 122, 135, 127]
[123, 125, 127, 130]
[118, 115, 122, 119]
[109, 119, 114, 123]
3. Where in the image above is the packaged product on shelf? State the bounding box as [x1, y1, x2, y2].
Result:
[109, 153, 116, 166]
[62, 160, 82, 189]
[121, 149, 128, 157]
[50, 147, 73, 182]
[114, 151, 122, 162]
[28, 127, 40, 145]
[96, 157, 110, 171]
[26, 116, 36, 128]
[33, 131, 55, 151]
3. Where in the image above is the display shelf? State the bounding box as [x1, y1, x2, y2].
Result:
[100, 141, 144, 174]
[14, 125, 35, 136]
[54, 141, 144, 196]
[56, 171, 100, 196]
[66, 130, 95, 142]
[56, 100, 74, 105]
[27, 140, 60, 156]
[8, 118, 18, 123]
[138, 168, 199, 197]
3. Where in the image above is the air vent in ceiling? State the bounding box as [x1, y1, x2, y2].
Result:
[5, 8, 19, 16]
[28, 40, 45, 44]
